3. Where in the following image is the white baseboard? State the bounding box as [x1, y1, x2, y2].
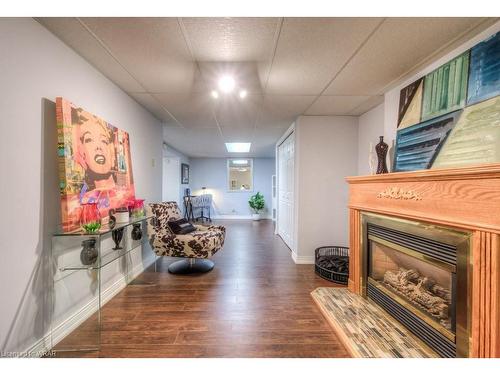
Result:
[291, 252, 315, 264]
[213, 214, 272, 220]
[24, 255, 155, 357]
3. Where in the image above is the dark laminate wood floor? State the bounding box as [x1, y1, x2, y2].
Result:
[55, 219, 349, 358]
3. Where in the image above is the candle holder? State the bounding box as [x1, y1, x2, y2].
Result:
[112, 228, 125, 250]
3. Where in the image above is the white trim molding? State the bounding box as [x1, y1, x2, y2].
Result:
[212, 215, 272, 220]
[291, 252, 315, 265]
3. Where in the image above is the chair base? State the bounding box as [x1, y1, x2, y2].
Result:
[167, 259, 214, 274]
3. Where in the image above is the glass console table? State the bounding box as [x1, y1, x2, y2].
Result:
[51, 215, 152, 353]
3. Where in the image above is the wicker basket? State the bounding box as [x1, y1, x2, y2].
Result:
[314, 246, 349, 285]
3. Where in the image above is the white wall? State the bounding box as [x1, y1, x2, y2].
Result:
[190, 158, 275, 218]
[293, 116, 358, 263]
[357, 103, 385, 175]
[0, 18, 163, 355]
[162, 140, 190, 207]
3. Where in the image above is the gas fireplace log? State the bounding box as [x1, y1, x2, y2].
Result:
[412, 276, 452, 304]
[430, 284, 452, 304]
[413, 280, 449, 319]
[382, 268, 450, 319]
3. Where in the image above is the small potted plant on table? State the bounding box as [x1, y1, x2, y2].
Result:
[248, 192, 265, 221]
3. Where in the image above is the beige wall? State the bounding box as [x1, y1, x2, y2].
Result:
[293, 116, 358, 263]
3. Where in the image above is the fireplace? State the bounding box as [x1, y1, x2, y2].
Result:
[361, 213, 472, 357]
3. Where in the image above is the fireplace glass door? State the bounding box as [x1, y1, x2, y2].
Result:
[368, 240, 455, 334]
[362, 214, 471, 358]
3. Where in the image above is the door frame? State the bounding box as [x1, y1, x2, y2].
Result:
[162, 156, 181, 204]
[275, 122, 295, 251]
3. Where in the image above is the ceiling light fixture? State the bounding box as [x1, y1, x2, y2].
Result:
[239, 90, 247, 99]
[211, 90, 219, 99]
[218, 75, 236, 93]
[225, 143, 251, 153]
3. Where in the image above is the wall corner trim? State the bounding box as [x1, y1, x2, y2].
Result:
[291, 252, 315, 265]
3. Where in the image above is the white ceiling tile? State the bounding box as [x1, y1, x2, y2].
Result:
[80, 17, 196, 93]
[266, 18, 383, 95]
[39, 17, 493, 158]
[257, 95, 316, 128]
[163, 125, 226, 157]
[37, 18, 144, 93]
[305, 95, 371, 115]
[325, 18, 488, 95]
[180, 17, 280, 62]
[128, 93, 177, 123]
[220, 127, 255, 142]
[214, 94, 263, 128]
[154, 92, 218, 128]
[348, 96, 384, 116]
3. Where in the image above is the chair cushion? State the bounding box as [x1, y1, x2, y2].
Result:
[168, 218, 196, 234]
[166, 225, 226, 258]
[146, 202, 226, 259]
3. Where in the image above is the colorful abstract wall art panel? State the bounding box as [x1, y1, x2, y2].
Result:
[432, 96, 500, 169]
[393, 111, 462, 172]
[56, 97, 135, 232]
[421, 52, 469, 121]
[398, 78, 423, 129]
[467, 32, 500, 105]
[394, 30, 500, 172]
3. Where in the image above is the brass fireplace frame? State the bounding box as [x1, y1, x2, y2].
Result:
[360, 212, 472, 357]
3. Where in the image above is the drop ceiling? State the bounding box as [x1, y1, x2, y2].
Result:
[38, 17, 495, 157]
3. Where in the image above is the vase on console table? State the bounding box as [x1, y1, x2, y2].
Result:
[376, 136, 389, 174]
[131, 223, 143, 241]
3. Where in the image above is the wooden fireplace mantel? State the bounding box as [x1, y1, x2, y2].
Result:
[346, 163, 500, 358]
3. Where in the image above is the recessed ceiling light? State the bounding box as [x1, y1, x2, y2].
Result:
[211, 90, 219, 99]
[239, 90, 247, 99]
[225, 143, 251, 153]
[218, 75, 236, 93]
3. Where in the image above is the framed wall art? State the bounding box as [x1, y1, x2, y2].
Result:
[56, 97, 135, 232]
[181, 163, 189, 184]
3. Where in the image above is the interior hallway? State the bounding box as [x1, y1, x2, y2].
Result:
[55, 220, 349, 357]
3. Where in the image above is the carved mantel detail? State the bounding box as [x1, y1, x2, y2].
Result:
[377, 187, 422, 201]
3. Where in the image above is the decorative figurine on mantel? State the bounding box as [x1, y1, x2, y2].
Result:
[376, 136, 389, 174]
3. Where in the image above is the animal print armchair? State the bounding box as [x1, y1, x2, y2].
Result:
[146, 202, 225, 273]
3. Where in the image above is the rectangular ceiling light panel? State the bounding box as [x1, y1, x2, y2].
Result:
[225, 142, 251, 152]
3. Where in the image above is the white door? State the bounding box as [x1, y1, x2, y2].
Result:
[271, 174, 277, 221]
[277, 132, 295, 251]
[162, 157, 180, 204]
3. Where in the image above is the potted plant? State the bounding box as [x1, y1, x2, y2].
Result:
[248, 192, 265, 221]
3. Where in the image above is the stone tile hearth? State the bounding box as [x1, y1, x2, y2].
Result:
[311, 287, 437, 358]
